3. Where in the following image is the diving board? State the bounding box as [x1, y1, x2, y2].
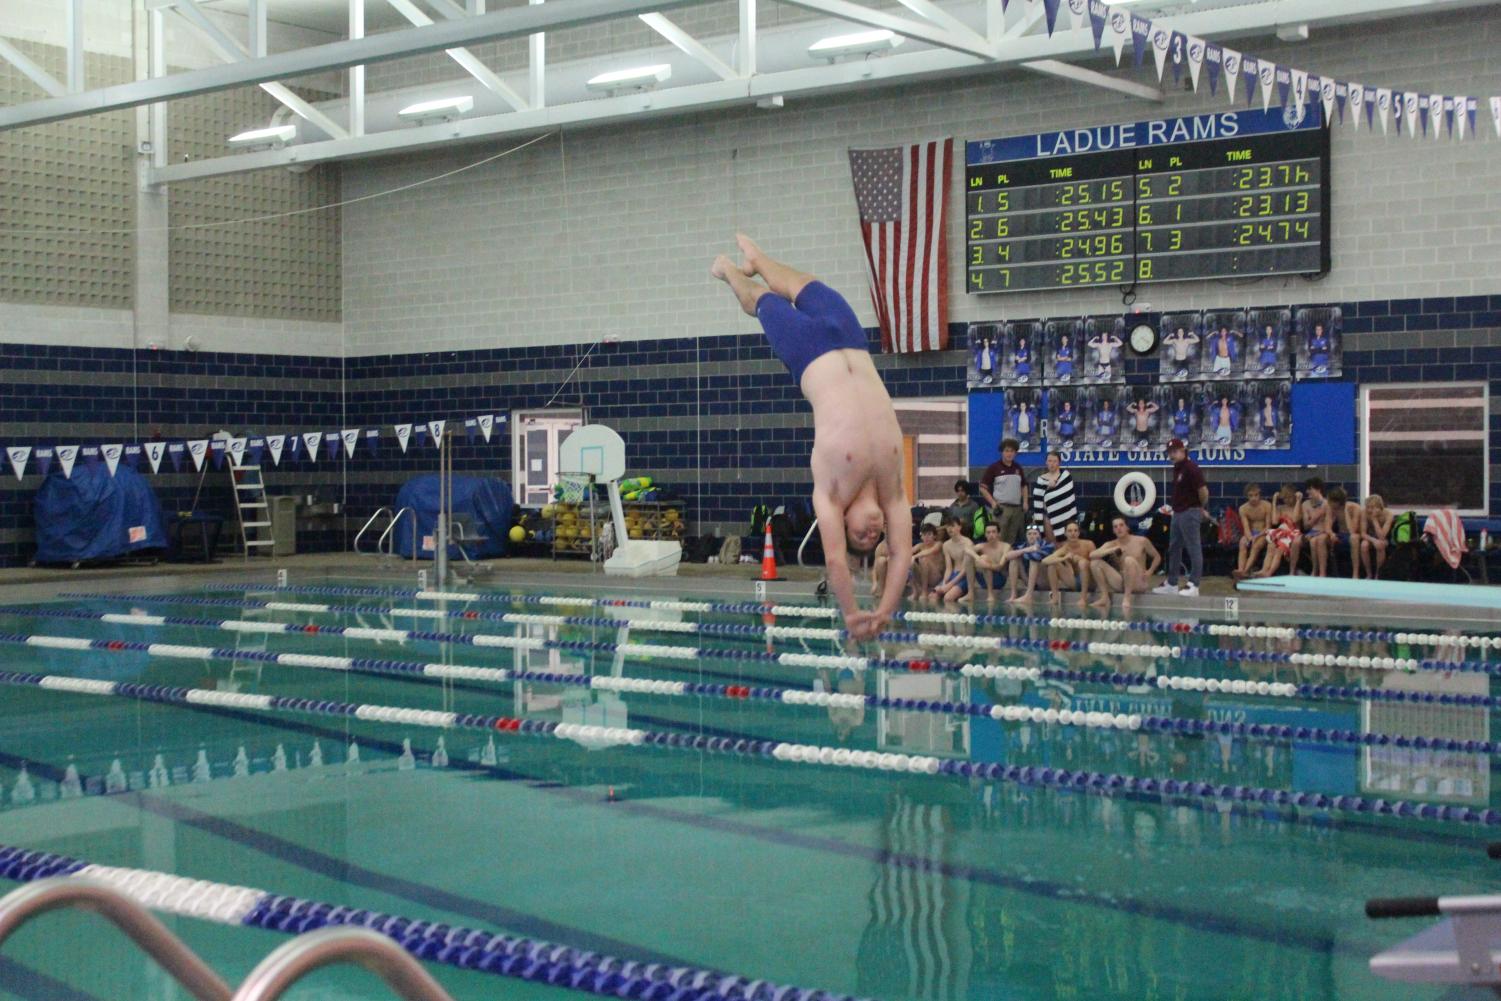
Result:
[1238, 576, 1501, 611]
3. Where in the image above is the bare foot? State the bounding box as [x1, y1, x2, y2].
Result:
[1091, 596, 1111, 611]
[736, 233, 764, 274]
[1076, 594, 1089, 608]
[1048, 592, 1062, 605]
[1121, 596, 1134, 616]
[710, 254, 738, 281]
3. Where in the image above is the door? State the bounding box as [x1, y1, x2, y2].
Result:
[512, 410, 584, 506]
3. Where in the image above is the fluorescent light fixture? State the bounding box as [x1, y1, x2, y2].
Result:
[227, 124, 296, 148]
[808, 29, 903, 61]
[398, 95, 475, 123]
[585, 64, 672, 93]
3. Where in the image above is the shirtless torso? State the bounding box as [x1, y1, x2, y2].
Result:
[1240, 498, 1273, 536]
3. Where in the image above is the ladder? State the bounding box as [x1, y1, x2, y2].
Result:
[229, 459, 274, 558]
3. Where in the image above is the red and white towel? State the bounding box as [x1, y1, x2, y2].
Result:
[1423, 509, 1469, 569]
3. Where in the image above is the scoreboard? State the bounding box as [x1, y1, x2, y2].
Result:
[965, 108, 1330, 294]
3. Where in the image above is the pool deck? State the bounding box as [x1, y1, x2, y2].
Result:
[0, 552, 1497, 630]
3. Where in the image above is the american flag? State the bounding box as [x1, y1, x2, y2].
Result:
[849, 138, 952, 354]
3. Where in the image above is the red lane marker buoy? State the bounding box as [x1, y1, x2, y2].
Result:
[303, 624, 320, 633]
[464, 611, 479, 619]
[909, 659, 931, 673]
[106, 640, 126, 651]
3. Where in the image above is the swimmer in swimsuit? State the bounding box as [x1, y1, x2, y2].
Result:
[1295, 477, 1331, 576]
[1235, 484, 1274, 577]
[1326, 486, 1365, 579]
[932, 514, 979, 604]
[1126, 397, 1159, 448]
[1246, 485, 1304, 578]
[1164, 327, 1199, 379]
[713, 234, 911, 639]
[1001, 523, 1054, 604]
[1054, 334, 1074, 382]
[1089, 329, 1122, 381]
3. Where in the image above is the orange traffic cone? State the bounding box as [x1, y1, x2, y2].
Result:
[759, 520, 784, 582]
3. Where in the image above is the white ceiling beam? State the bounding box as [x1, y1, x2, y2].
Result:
[1022, 58, 1163, 101]
[350, 0, 365, 137]
[168, 0, 350, 139]
[740, 0, 757, 75]
[774, 0, 999, 60]
[143, 0, 1496, 183]
[0, 37, 66, 98]
[384, 0, 530, 113]
[0, 0, 709, 132]
[639, 13, 739, 81]
[65, 0, 84, 92]
[892, 0, 988, 48]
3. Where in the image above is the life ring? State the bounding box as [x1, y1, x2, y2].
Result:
[1114, 471, 1157, 518]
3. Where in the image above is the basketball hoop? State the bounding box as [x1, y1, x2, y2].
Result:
[556, 474, 593, 505]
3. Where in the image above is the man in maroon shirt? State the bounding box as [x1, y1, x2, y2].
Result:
[979, 438, 1028, 544]
[1153, 438, 1208, 597]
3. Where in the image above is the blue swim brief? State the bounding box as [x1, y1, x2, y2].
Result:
[756, 281, 869, 385]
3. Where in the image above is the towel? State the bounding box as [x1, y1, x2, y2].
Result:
[1423, 509, 1468, 569]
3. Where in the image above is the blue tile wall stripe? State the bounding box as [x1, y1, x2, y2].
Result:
[2, 295, 1498, 565]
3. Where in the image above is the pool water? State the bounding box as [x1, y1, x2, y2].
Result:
[0, 580, 1496, 1001]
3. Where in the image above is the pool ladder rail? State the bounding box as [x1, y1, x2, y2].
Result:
[0, 879, 456, 1001]
[354, 506, 417, 568]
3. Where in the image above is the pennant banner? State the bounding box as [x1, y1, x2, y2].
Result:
[1221, 48, 1241, 103]
[302, 432, 322, 462]
[394, 423, 412, 453]
[144, 442, 165, 475]
[187, 440, 208, 472]
[477, 414, 494, 443]
[427, 420, 446, 446]
[101, 444, 122, 477]
[7, 446, 30, 481]
[228, 437, 247, 467]
[56, 445, 78, 479]
[341, 428, 360, 458]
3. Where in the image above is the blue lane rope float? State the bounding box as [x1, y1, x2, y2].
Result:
[2, 627, 1496, 758]
[29, 593, 1480, 676]
[0, 655, 1496, 827]
[17, 604, 1501, 714]
[190, 582, 1501, 651]
[0, 845, 865, 1001]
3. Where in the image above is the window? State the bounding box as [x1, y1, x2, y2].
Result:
[1361, 383, 1488, 516]
[892, 399, 968, 507]
[512, 409, 584, 507]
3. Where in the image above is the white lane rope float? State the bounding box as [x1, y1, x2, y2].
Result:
[0, 658, 1492, 827]
[189, 583, 1501, 651]
[3, 620, 1500, 761]
[36, 595, 1478, 676]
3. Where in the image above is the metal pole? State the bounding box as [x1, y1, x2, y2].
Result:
[434, 429, 449, 587]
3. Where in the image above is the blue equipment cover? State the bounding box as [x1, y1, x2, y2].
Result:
[33, 464, 166, 565]
[391, 475, 514, 560]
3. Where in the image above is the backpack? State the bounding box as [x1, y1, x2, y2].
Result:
[1217, 506, 1243, 546]
[1391, 511, 1418, 545]
[971, 505, 991, 541]
[718, 535, 742, 564]
[749, 504, 771, 535]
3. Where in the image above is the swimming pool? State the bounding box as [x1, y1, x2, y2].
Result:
[0, 577, 1496, 1001]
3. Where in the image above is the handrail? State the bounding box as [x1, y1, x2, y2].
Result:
[231, 927, 454, 1001]
[0, 879, 232, 1001]
[354, 507, 393, 556]
[797, 518, 819, 567]
[378, 507, 415, 561]
[448, 520, 477, 568]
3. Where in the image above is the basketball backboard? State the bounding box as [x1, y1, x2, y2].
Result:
[560, 424, 626, 483]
